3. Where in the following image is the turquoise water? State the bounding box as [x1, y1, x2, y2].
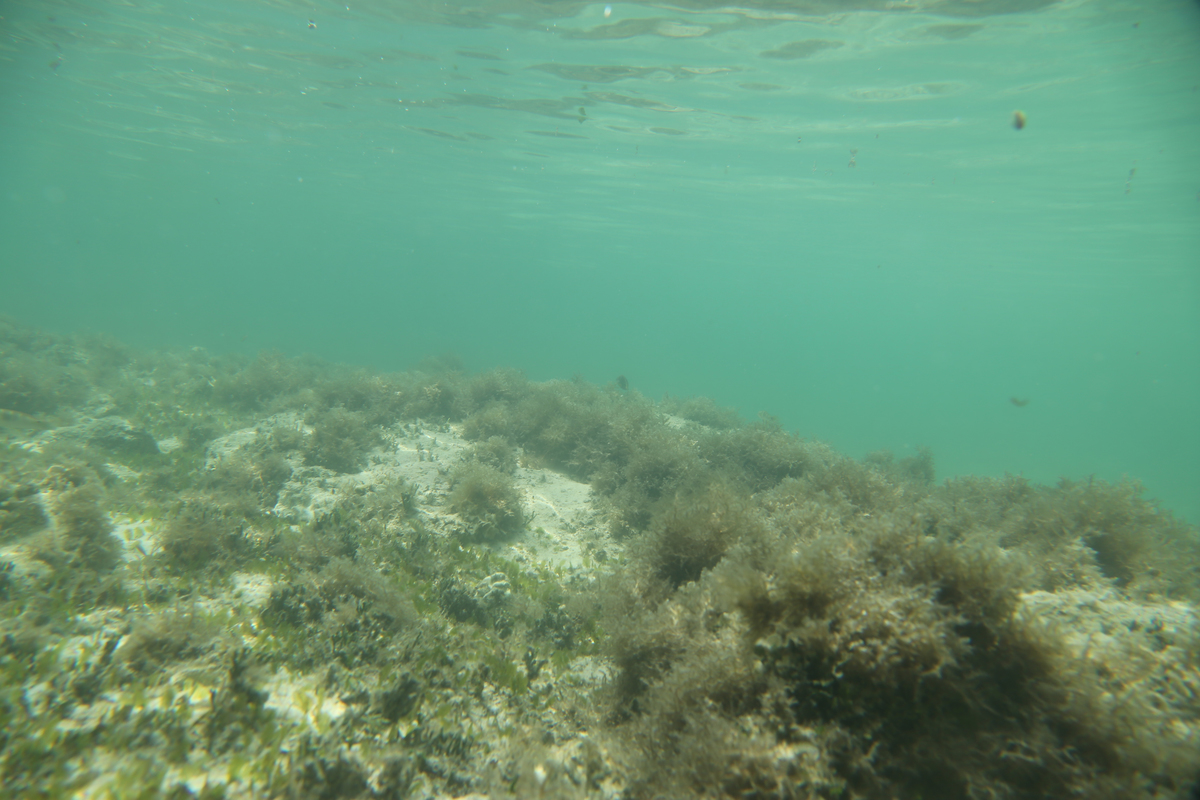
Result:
[1, 0, 1197, 521]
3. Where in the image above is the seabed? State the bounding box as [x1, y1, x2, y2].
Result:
[1, 317, 1198, 799]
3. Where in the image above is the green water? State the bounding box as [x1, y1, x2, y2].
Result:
[1, 0, 1197, 521]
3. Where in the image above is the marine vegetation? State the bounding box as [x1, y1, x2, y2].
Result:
[0, 315, 1197, 800]
[447, 462, 526, 542]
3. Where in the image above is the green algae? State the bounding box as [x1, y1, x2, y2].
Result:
[0, 316, 1197, 799]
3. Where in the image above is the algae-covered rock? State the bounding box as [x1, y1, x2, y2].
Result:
[1, 319, 1197, 800]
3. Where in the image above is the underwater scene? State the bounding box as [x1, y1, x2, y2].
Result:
[2, 0, 1200, 797]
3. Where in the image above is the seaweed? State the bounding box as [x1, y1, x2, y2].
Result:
[921, 474, 1200, 601]
[698, 413, 815, 492]
[0, 339, 88, 414]
[204, 648, 271, 755]
[39, 482, 121, 575]
[606, 511, 1169, 798]
[261, 551, 419, 670]
[158, 499, 251, 574]
[660, 394, 741, 429]
[467, 435, 519, 474]
[864, 445, 937, 486]
[0, 480, 47, 542]
[375, 672, 423, 722]
[303, 406, 381, 473]
[447, 462, 525, 542]
[629, 482, 765, 600]
[0, 320, 1196, 800]
[210, 349, 323, 411]
[117, 605, 221, 673]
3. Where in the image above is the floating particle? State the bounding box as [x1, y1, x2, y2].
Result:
[1012, 110, 1027, 130]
